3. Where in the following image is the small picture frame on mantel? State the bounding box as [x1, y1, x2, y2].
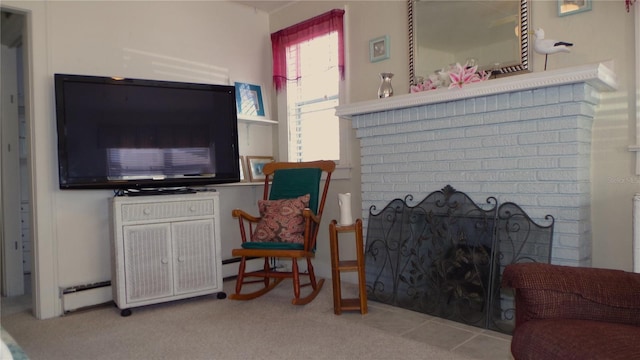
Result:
[558, 0, 592, 16]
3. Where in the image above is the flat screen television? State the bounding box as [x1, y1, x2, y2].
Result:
[54, 74, 240, 190]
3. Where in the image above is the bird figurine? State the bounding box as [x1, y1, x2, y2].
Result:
[533, 28, 574, 70]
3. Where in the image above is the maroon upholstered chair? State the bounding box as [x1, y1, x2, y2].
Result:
[502, 262, 640, 360]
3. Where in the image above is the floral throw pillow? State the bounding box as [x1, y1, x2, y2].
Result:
[252, 194, 311, 244]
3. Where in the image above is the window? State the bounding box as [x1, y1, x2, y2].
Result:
[285, 33, 339, 161]
[271, 10, 345, 163]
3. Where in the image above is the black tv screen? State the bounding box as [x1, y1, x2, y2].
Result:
[54, 74, 240, 189]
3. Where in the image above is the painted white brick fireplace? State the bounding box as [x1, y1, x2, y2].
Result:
[337, 63, 617, 267]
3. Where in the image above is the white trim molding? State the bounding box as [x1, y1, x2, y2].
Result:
[630, 6, 640, 174]
[336, 62, 618, 118]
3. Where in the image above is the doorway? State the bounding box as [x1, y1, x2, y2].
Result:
[1, 9, 32, 312]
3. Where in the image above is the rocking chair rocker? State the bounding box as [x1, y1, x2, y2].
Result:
[229, 160, 335, 304]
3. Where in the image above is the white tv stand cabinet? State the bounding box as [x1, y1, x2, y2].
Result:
[109, 192, 225, 316]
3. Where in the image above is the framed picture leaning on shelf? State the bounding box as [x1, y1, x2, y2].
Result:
[239, 156, 248, 182]
[246, 156, 274, 182]
[234, 82, 265, 117]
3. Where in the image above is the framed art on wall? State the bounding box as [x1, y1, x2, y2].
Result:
[246, 156, 274, 182]
[369, 35, 390, 62]
[234, 82, 265, 117]
[558, 0, 591, 16]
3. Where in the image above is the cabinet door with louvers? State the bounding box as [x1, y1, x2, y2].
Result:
[123, 223, 173, 303]
[171, 219, 218, 294]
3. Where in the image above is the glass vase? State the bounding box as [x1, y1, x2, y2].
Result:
[377, 72, 394, 98]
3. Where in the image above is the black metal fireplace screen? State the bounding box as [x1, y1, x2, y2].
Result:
[365, 185, 554, 334]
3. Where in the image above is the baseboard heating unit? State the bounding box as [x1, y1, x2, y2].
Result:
[59, 281, 112, 314]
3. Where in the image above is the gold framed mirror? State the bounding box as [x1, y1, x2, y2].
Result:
[408, 0, 530, 85]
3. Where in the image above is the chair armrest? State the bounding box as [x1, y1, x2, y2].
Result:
[231, 209, 261, 244]
[302, 208, 320, 224]
[232, 209, 260, 223]
[502, 263, 640, 327]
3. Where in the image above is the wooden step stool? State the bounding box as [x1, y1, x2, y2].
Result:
[329, 218, 367, 315]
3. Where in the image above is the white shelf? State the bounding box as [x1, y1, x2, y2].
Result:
[237, 114, 277, 125]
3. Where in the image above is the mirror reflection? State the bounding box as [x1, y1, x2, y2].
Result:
[409, 0, 529, 85]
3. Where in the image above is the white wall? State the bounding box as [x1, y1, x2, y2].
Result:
[3, 0, 274, 319]
[5, 0, 637, 319]
[272, 1, 638, 275]
[47, 0, 275, 287]
[268, 1, 407, 285]
[527, 2, 636, 271]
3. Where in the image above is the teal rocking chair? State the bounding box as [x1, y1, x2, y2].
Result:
[229, 160, 335, 304]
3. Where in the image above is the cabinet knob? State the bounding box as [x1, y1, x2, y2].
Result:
[161, 258, 169, 264]
[178, 256, 185, 262]
[143, 208, 151, 215]
[189, 206, 196, 212]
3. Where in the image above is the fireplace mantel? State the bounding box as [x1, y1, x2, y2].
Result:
[336, 62, 617, 118]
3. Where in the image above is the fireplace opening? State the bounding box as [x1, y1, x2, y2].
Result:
[364, 185, 554, 334]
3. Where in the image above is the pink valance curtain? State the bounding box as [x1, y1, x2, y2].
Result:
[271, 9, 345, 92]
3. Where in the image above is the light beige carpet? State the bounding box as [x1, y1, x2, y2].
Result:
[1, 280, 475, 360]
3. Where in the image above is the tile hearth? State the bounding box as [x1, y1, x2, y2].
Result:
[338, 283, 512, 360]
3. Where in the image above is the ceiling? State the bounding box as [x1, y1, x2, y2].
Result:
[233, 1, 297, 14]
